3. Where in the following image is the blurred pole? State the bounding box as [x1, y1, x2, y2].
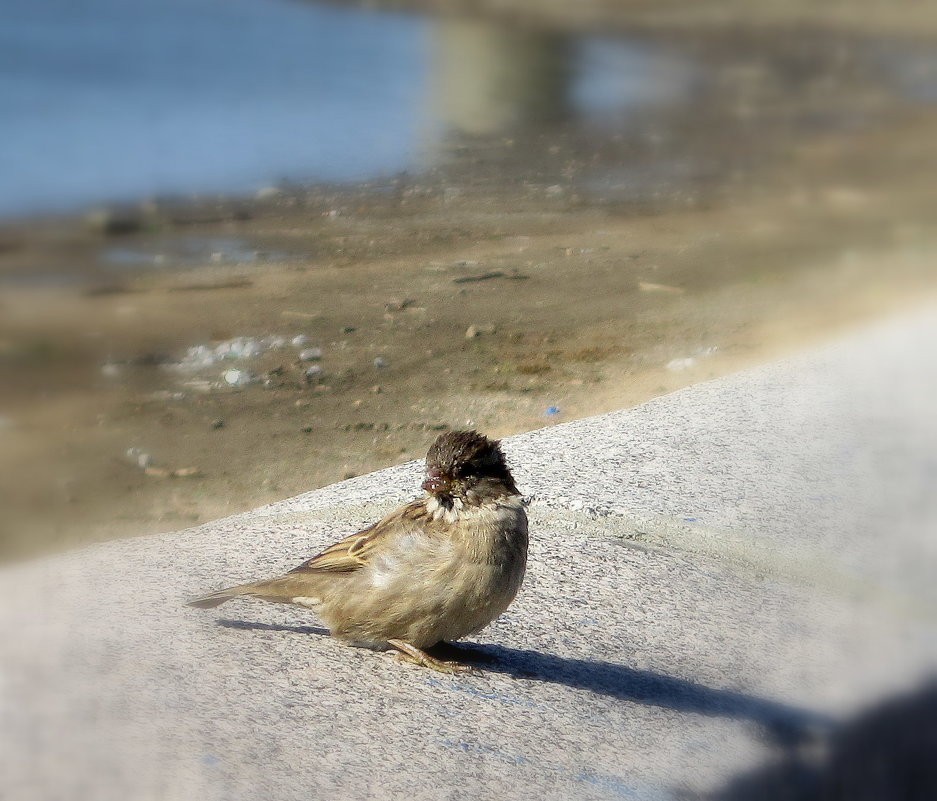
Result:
[429, 17, 571, 137]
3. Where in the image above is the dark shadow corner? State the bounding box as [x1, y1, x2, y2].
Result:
[702, 678, 937, 801]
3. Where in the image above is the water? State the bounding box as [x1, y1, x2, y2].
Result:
[0, 0, 434, 217]
[0, 0, 691, 219]
[2, 0, 934, 221]
[100, 237, 296, 267]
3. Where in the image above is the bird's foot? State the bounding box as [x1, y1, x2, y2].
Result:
[387, 639, 474, 674]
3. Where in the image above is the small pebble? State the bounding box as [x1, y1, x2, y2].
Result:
[125, 447, 153, 469]
[223, 369, 258, 387]
[465, 324, 496, 339]
[666, 357, 696, 372]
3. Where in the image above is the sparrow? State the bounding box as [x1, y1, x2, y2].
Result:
[188, 430, 528, 673]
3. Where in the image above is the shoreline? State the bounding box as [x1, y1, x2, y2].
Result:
[5, 7, 936, 247]
[352, 0, 937, 39]
[3, 86, 937, 562]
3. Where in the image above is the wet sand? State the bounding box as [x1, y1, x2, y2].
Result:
[2, 86, 937, 561]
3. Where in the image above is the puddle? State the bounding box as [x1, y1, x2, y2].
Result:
[0, 236, 301, 287]
[1, 0, 936, 219]
[876, 42, 937, 102]
[100, 237, 297, 269]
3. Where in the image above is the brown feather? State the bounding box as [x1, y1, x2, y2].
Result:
[187, 429, 528, 658]
[288, 500, 428, 574]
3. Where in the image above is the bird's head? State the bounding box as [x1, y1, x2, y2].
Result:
[422, 430, 519, 504]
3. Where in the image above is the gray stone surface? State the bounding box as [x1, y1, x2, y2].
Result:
[2, 309, 936, 801]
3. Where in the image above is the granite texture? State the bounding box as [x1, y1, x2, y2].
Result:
[2, 309, 936, 801]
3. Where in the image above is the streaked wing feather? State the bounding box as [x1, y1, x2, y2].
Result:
[288, 500, 428, 573]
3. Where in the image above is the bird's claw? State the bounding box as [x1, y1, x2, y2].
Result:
[387, 639, 475, 674]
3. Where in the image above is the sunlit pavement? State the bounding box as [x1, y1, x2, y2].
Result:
[2, 307, 935, 800]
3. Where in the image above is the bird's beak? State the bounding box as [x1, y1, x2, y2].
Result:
[422, 468, 451, 495]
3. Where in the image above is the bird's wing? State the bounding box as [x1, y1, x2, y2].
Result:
[288, 499, 429, 574]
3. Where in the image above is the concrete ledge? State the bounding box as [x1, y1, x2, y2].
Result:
[2, 309, 936, 800]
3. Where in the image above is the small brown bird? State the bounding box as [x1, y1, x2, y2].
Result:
[188, 430, 527, 673]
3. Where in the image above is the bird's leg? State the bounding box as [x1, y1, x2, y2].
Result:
[386, 639, 473, 674]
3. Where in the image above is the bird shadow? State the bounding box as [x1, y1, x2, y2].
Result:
[216, 618, 828, 746]
[445, 642, 831, 746]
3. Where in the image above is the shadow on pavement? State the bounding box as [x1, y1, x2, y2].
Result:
[705, 679, 937, 801]
[453, 642, 832, 746]
[216, 618, 829, 746]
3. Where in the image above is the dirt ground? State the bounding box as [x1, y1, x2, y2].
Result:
[2, 97, 937, 561]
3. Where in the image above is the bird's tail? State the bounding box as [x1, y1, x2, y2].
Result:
[187, 576, 315, 609]
[187, 584, 255, 609]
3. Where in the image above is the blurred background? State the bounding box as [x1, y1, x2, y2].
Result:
[1, 0, 936, 561]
